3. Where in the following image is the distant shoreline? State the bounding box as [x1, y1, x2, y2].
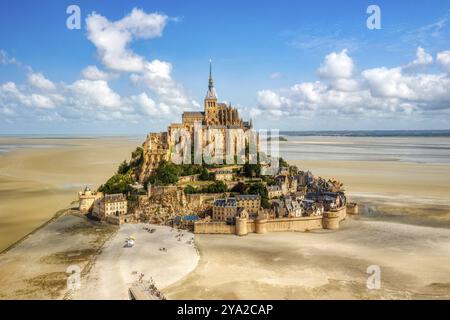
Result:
[280, 130, 450, 137]
[1, 130, 450, 138]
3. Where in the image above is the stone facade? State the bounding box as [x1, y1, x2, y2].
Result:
[195, 206, 347, 236]
[212, 194, 261, 221]
[92, 193, 128, 223]
[267, 185, 283, 199]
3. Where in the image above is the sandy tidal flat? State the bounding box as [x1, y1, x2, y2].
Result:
[163, 218, 450, 300]
[0, 136, 139, 252]
[0, 212, 117, 299]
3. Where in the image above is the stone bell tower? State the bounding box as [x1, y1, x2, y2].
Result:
[205, 59, 219, 125]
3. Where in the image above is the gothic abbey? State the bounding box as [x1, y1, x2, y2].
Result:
[140, 62, 254, 181]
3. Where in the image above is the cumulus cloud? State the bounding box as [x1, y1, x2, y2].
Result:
[0, 82, 58, 109]
[437, 50, 450, 73]
[69, 79, 122, 109]
[0, 8, 196, 125]
[86, 8, 193, 112]
[318, 49, 354, 80]
[86, 8, 167, 72]
[27, 72, 56, 91]
[316, 49, 360, 92]
[256, 47, 450, 119]
[81, 65, 116, 81]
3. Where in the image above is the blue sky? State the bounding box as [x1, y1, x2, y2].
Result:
[1, 0, 450, 134]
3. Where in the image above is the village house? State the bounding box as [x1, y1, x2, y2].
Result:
[92, 193, 129, 224]
[276, 174, 298, 195]
[236, 194, 260, 217]
[272, 196, 303, 218]
[212, 194, 261, 221]
[212, 197, 238, 222]
[267, 185, 283, 199]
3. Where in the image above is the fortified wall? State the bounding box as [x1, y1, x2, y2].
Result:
[194, 206, 347, 236]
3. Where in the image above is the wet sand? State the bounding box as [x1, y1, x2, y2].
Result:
[0, 212, 117, 299]
[0, 137, 139, 252]
[163, 219, 450, 300]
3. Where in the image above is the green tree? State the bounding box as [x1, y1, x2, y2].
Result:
[248, 182, 268, 198]
[203, 181, 228, 193]
[279, 157, 289, 168]
[231, 182, 248, 194]
[243, 163, 261, 178]
[117, 160, 130, 174]
[149, 160, 180, 186]
[198, 167, 211, 181]
[248, 182, 271, 209]
[184, 185, 198, 194]
[130, 147, 143, 168]
[99, 173, 133, 194]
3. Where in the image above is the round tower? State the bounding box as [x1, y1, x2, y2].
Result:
[255, 217, 267, 234]
[235, 216, 248, 236]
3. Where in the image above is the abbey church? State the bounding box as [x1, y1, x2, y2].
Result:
[140, 62, 254, 181]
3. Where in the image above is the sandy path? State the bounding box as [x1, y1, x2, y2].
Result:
[163, 217, 450, 300]
[74, 224, 199, 300]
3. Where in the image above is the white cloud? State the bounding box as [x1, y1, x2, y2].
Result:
[257, 90, 286, 109]
[256, 47, 450, 120]
[86, 8, 192, 112]
[0, 82, 57, 109]
[0, 50, 19, 66]
[86, 9, 167, 72]
[362, 67, 417, 100]
[316, 49, 360, 92]
[318, 49, 354, 80]
[413, 47, 433, 66]
[0, 9, 192, 125]
[130, 59, 191, 109]
[81, 65, 115, 81]
[437, 50, 450, 73]
[69, 79, 122, 109]
[27, 72, 56, 91]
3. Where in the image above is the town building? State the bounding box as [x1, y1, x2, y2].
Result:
[212, 194, 261, 221]
[267, 185, 283, 199]
[272, 196, 303, 218]
[212, 197, 238, 222]
[276, 174, 298, 195]
[92, 193, 129, 224]
[235, 194, 260, 216]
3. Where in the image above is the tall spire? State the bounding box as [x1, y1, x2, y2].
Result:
[206, 59, 217, 100]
